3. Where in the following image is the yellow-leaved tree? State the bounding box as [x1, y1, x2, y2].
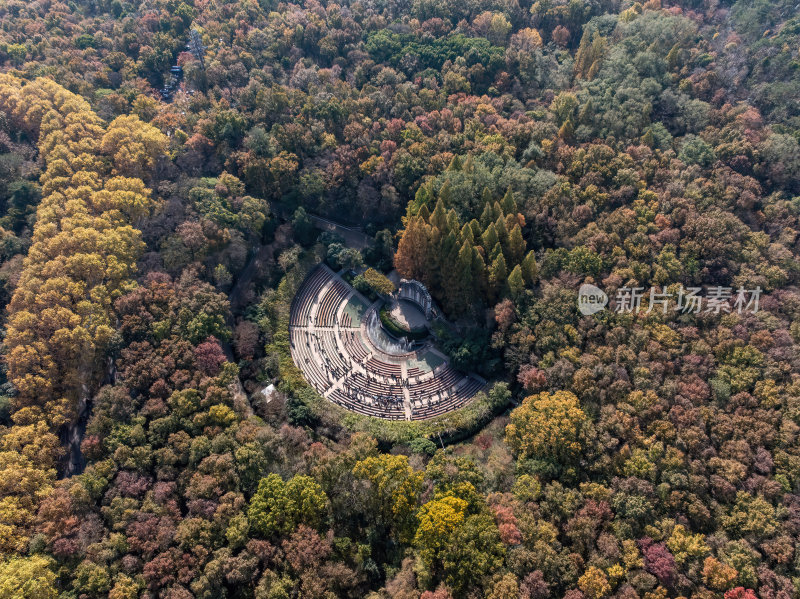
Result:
[0, 75, 167, 555]
[505, 390, 589, 463]
[352, 453, 423, 542]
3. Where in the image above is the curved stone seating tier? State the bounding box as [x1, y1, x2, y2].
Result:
[290, 268, 332, 327]
[410, 376, 485, 420]
[365, 357, 402, 378]
[289, 265, 484, 421]
[317, 280, 349, 327]
[344, 331, 370, 362]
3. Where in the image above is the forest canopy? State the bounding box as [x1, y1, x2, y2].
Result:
[0, 0, 798, 598]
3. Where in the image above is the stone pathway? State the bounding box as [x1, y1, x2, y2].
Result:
[400, 361, 412, 420]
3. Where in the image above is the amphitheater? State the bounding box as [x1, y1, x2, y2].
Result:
[289, 264, 485, 420]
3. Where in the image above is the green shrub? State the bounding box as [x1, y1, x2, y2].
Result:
[379, 306, 429, 340]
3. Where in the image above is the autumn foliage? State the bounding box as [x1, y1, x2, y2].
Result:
[0, 0, 798, 598]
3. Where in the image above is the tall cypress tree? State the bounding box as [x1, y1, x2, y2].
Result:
[492, 201, 503, 221]
[501, 187, 516, 214]
[461, 222, 475, 244]
[436, 230, 460, 303]
[454, 241, 475, 314]
[472, 245, 488, 302]
[508, 264, 525, 298]
[480, 201, 494, 228]
[469, 219, 483, 240]
[489, 252, 508, 303]
[494, 214, 508, 246]
[481, 222, 499, 253]
[395, 216, 432, 283]
[417, 203, 431, 223]
[507, 224, 526, 265]
[438, 180, 453, 208]
[521, 250, 539, 284]
[447, 208, 460, 235]
[490, 241, 504, 263]
[430, 198, 448, 233]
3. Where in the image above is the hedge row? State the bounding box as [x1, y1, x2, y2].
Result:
[378, 305, 430, 340]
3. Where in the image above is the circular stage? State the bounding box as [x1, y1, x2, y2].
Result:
[288, 265, 484, 421]
[389, 300, 428, 331]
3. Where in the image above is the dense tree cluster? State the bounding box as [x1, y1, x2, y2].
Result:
[0, 75, 165, 556]
[396, 169, 538, 315]
[0, 0, 798, 598]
